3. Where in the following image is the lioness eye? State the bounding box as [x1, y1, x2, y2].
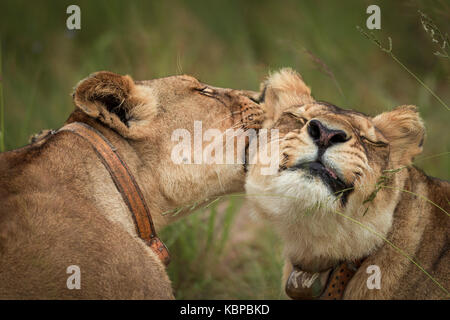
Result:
[197, 86, 215, 97]
[360, 136, 388, 147]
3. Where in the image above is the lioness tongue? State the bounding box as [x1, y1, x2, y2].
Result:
[325, 167, 337, 179]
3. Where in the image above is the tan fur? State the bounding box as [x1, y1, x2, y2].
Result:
[260, 68, 314, 128]
[246, 68, 449, 299]
[0, 71, 262, 299]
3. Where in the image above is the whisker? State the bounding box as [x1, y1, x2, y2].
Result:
[211, 111, 242, 126]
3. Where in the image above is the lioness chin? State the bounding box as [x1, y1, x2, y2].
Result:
[0, 71, 262, 299]
[246, 68, 449, 299]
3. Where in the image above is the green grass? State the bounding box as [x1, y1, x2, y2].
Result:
[162, 197, 284, 299]
[0, 0, 448, 299]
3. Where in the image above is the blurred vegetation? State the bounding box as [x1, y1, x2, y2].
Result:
[0, 0, 448, 299]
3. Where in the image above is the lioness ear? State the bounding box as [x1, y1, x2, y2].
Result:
[373, 105, 425, 165]
[259, 68, 314, 127]
[73, 71, 140, 133]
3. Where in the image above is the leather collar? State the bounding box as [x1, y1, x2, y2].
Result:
[285, 258, 365, 300]
[58, 122, 170, 266]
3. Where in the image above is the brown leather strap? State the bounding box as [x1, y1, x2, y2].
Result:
[320, 259, 364, 300]
[286, 258, 365, 300]
[59, 122, 170, 266]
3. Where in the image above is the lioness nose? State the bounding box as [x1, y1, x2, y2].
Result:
[308, 119, 348, 149]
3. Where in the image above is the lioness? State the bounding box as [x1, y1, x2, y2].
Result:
[0, 71, 262, 299]
[246, 68, 449, 299]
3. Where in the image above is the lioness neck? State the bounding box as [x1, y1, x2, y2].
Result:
[64, 112, 246, 233]
[281, 172, 415, 272]
[60, 113, 169, 235]
[282, 166, 449, 276]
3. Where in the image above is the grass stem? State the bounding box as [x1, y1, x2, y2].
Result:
[357, 26, 449, 111]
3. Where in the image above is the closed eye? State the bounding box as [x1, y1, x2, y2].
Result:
[360, 136, 388, 147]
[196, 86, 216, 97]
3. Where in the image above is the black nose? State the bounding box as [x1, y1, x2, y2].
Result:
[307, 119, 348, 149]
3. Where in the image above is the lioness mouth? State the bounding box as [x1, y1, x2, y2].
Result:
[289, 160, 353, 203]
[243, 128, 258, 172]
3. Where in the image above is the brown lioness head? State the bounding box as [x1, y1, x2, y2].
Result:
[246, 68, 426, 271]
[68, 71, 262, 226]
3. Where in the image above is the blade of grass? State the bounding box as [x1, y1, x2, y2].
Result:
[217, 197, 241, 254]
[381, 185, 449, 216]
[356, 26, 449, 111]
[419, 10, 449, 59]
[303, 48, 346, 101]
[205, 200, 219, 251]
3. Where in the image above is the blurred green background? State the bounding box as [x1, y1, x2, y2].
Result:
[0, 0, 448, 299]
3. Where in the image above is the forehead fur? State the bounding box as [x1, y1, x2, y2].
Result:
[302, 103, 374, 129]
